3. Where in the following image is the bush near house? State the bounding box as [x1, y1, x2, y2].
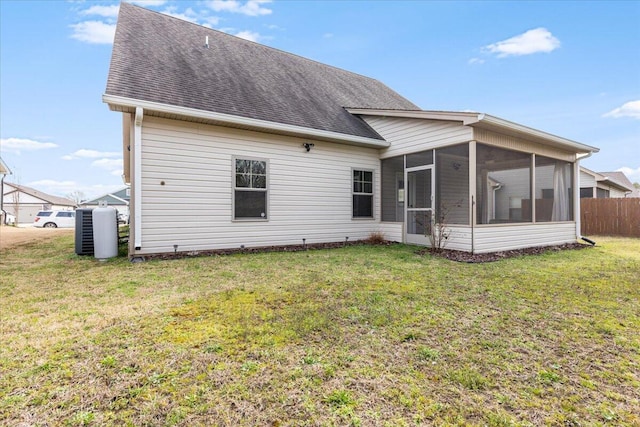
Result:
[1, 235, 638, 425]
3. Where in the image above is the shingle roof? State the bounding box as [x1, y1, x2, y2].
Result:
[4, 182, 76, 207]
[600, 171, 634, 189]
[106, 3, 419, 140]
[599, 171, 636, 193]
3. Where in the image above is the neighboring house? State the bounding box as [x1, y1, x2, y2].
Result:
[0, 157, 11, 225]
[579, 167, 637, 198]
[104, 3, 599, 257]
[80, 187, 131, 218]
[2, 182, 76, 225]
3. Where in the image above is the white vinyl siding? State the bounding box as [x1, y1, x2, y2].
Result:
[136, 116, 381, 255]
[579, 170, 597, 188]
[473, 222, 577, 253]
[474, 128, 575, 162]
[363, 117, 472, 159]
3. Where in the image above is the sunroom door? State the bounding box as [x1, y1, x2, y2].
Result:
[405, 166, 434, 245]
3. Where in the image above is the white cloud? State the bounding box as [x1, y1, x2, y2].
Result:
[468, 57, 485, 65]
[323, 33, 334, 39]
[156, 6, 220, 26]
[617, 166, 640, 182]
[127, 0, 168, 6]
[63, 149, 121, 160]
[0, 137, 58, 154]
[483, 27, 560, 58]
[235, 30, 260, 42]
[206, 0, 272, 16]
[603, 100, 640, 119]
[92, 158, 124, 171]
[161, 6, 198, 23]
[80, 5, 120, 18]
[70, 20, 116, 44]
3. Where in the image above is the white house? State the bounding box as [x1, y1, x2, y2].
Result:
[104, 3, 599, 257]
[2, 182, 76, 225]
[579, 167, 637, 198]
[80, 187, 131, 219]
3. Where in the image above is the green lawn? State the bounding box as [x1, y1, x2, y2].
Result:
[1, 235, 638, 426]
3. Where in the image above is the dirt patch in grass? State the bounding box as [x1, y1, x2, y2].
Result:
[0, 225, 73, 250]
[417, 242, 591, 263]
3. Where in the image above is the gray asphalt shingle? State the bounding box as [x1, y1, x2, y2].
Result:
[105, 3, 419, 140]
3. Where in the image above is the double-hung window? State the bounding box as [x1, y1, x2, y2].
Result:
[353, 169, 373, 218]
[234, 158, 268, 219]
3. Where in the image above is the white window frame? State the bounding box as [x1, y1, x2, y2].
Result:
[352, 168, 374, 219]
[232, 156, 269, 221]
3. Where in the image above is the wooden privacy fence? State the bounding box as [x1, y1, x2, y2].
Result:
[581, 198, 640, 237]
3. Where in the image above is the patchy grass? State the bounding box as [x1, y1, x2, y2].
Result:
[1, 236, 639, 426]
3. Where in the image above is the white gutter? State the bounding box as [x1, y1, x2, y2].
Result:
[133, 107, 143, 250]
[103, 95, 390, 149]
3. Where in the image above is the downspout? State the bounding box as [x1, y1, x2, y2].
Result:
[133, 107, 143, 250]
[575, 152, 596, 246]
[0, 173, 7, 225]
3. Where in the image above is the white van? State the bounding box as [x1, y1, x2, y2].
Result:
[33, 210, 75, 228]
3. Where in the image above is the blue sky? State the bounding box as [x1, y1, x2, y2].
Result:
[1, 0, 639, 199]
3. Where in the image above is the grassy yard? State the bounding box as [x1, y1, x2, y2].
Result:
[1, 236, 638, 426]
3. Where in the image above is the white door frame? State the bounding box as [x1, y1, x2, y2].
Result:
[405, 164, 434, 245]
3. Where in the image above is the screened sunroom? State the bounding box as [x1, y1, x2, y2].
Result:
[350, 109, 599, 253]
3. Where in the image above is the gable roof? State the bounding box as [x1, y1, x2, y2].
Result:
[580, 167, 637, 194]
[105, 3, 419, 142]
[599, 171, 634, 189]
[0, 157, 11, 175]
[3, 182, 76, 207]
[82, 187, 130, 206]
[599, 171, 636, 193]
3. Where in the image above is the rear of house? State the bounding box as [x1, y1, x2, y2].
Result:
[104, 3, 598, 257]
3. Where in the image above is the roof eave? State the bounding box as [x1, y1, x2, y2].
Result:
[347, 108, 600, 155]
[474, 114, 600, 156]
[104, 95, 390, 149]
[600, 178, 634, 192]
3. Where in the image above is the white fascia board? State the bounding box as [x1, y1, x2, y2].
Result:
[346, 108, 482, 125]
[103, 95, 390, 148]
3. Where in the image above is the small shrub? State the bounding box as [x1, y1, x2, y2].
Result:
[366, 232, 386, 245]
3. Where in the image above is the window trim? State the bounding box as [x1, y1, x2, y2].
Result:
[352, 168, 374, 219]
[232, 156, 269, 221]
